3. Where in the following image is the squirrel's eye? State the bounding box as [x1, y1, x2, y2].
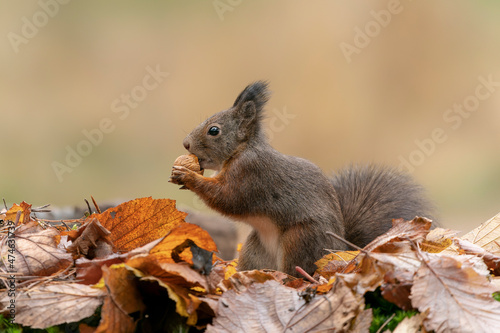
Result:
[207, 126, 220, 136]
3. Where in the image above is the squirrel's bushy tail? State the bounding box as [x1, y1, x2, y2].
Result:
[330, 165, 434, 248]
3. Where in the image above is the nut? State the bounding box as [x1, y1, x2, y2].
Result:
[173, 154, 204, 175]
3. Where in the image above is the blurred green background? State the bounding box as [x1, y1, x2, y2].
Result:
[1, 0, 499, 231]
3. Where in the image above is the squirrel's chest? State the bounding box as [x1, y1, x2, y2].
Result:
[239, 216, 281, 263]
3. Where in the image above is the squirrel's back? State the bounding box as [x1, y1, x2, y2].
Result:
[331, 165, 433, 247]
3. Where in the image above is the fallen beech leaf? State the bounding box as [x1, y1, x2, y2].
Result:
[171, 239, 214, 274]
[411, 253, 500, 333]
[95, 265, 145, 333]
[393, 313, 425, 333]
[0, 227, 72, 276]
[461, 211, 500, 252]
[315, 250, 359, 278]
[365, 217, 432, 252]
[426, 227, 459, 243]
[92, 197, 187, 252]
[219, 270, 280, 293]
[76, 238, 164, 285]
[454, 238, 500, 275]
[208, 279, 363, 333]
[67, 218, 113, 258]
[148, 222, 217, 265]
[0, 283, 105, 329]
[126, 254, 214, 325]
[139, 273, 203, 326]
[5, 202, 32, 225]
[350, 308, 373, 333]
[337, 254, 387, 296]
[127, 255, 209, 290]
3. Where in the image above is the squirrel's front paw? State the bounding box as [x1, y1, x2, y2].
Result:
[169, 165, 197, 188]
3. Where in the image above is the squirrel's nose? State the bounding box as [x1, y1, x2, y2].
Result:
[183, 138, 190, 151]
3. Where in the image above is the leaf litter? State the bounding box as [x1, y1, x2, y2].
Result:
[0, 198, 499, 333]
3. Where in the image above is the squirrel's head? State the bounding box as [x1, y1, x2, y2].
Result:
[183, 81, 270, 171]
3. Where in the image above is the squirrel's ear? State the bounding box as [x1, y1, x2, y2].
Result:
[233, 81, 270, 115]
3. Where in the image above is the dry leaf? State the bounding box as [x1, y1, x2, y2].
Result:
[219, 270, 281, 293]
[67, 218, 113, 258]
[392, 313, 425, 333]
[315, 250, 359, 279]
[5, 202, 32, 225]
[0, 283, 105, 329]
[410, 253, 500, 333]
[95, 264, 145, 333]
[460, 211, 500, 252]
[365, 217, 432, 252]
[75, 238, 163, 285]
[91, 197, 187, 252]
[208, 279, 363, 333]
[350, 308, 373, 333]
[148, 222, 217, 265]
[126, 256, 213, 325]
[0, 227, 72, 276]
[454, 238, 500, 275]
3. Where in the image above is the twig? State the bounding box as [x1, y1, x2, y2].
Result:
[91, 196, 101, 214]
[376, 313, 395, 333]
[326, 231, 365, 252]
[295, 266, 319, 284]
[84, 199, 92, 215]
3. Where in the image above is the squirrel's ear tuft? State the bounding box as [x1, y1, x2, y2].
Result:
[233, 81, 270, 113]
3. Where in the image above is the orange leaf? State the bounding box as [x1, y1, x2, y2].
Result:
[91, 197, 187, 252]
[5, 201, 32, 224]
[95, 264, 145, 333]
[148, 222, 218, 265]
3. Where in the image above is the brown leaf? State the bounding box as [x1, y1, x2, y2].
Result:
[92, 197, 187, 252]
[208, 279, 363, 333]
[461, 211, 500, 252]
[95, 264, 145, 333]
[454, 238, 500, 275]
[67, 218, 113, 258]
[5, 202, 32, 225]
[0, 283, 105, 329]
[410, 253, 500, 333]
[315, 250, 359, 279]
[126, 255, 213, 325]
[148, 222, 217, 265]
[350, 308, 373, 333]
[366, 217, 432, 252]
[0, 227, 72, 276]
[127, 255, 209, 290]
[75, 238, 163, 285]
[219, 270, 281, 293]
[392, 313, 425, 333]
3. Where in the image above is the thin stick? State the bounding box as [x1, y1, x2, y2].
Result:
[326, 231, 365, 252]
[376, 313, 395, 333]
[84, 199, 92, 215]
[295, 266, 318, 284]
[91, 196, 101, 214]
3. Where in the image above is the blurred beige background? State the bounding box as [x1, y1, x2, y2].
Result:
[1, 0, 499, 232]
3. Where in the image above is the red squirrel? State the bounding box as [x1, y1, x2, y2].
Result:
[170, 81, 433, 277]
